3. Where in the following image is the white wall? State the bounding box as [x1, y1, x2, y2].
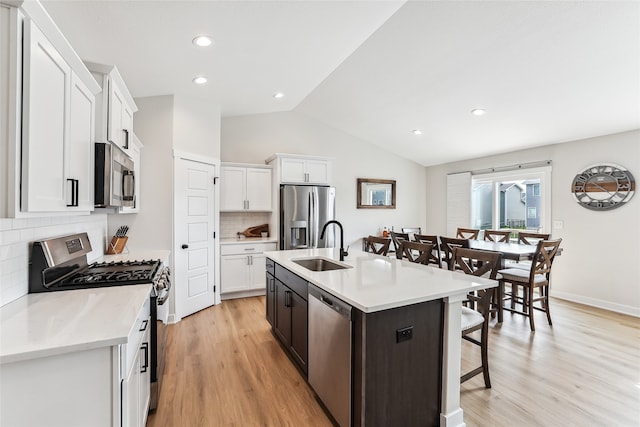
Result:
[426, 130, 640, 316]
[173, 95, 220, 157]
[221, 111, 428, 248]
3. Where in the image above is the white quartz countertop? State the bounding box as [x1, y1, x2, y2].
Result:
[97, 249, 171, 264]
[264, 248, 497, 313]
[220, 237, 278, 245]
[0, 285, 151, 364]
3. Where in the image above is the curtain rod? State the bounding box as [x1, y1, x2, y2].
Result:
[470, 160, 552, 175]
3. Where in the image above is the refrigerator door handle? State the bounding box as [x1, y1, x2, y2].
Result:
[309, 191, 315, 247]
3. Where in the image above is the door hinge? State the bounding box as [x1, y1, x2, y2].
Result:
[213, 176, 219, 184]
[213, 231, 216, 239]
[214, 285, 216, 292]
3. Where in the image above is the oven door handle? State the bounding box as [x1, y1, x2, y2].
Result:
[157, 289, 169, 305]
[157, 280, 172, 305]
[155, 267, 172, 305]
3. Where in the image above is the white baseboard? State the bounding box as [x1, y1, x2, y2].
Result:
[552, 291, 640, 317]
[220, 289, 265, 300]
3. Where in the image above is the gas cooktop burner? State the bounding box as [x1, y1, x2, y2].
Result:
[59, 259, 162, 288]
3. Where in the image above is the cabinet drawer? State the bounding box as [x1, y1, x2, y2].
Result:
[266, 258, 275, 276]
[122, 295, 150, 378]
[221, 242, 277, 255]
[275, 263, 308, 300]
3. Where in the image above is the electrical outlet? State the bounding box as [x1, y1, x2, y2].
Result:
[553, 220, 564, 229]
[396, 326, 413, 343]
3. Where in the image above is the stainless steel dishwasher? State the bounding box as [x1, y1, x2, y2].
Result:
[308, 284, 352, 427]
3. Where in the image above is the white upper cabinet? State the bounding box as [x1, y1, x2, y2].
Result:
[85, 61, 138, 155]
[267, 154, 332, 185]
[68, 73, 96, 211]
[1, 3, 100, 217]
[20, 19, 70, 212]
[19, 16, 97, 213]
[220, 164, 272, 211]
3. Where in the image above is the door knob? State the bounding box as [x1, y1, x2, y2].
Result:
[181, 244, 189, 249]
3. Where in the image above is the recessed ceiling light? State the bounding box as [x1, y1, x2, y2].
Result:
[192, 35, 213, 47]
[192, 76, 208, 85]
[273, 92, 284, 99]
[412, 129, 422, 135]
[471, 108, 486, 116]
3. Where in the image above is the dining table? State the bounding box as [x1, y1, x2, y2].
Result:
[467, 240, 538, 267]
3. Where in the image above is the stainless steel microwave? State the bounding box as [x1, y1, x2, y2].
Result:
[94, 142, 135, 208]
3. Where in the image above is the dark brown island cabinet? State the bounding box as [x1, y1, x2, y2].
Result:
[266, 258, 444, 426]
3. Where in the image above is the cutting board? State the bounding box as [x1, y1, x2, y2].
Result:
[239, 224, 269, 238]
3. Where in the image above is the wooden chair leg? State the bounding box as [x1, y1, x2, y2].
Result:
[498, 281, 504, 323]
[544, 285, 553, 326]
[481, 323, 491, 388]
[528, 285, 535, 332]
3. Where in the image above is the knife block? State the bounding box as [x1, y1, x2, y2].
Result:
[106, 236, 128, 254]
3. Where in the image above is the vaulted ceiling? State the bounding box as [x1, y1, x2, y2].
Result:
[43, 0, 640, 166]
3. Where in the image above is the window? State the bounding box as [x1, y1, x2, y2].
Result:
[531, 183, 541, 196]
[470, 166, 551, 233]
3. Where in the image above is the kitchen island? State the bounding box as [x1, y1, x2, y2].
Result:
[265, 248, 497, 427]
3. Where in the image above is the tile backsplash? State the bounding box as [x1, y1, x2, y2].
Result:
[220, 212, 272, 239]
[0, 214, 108, 306]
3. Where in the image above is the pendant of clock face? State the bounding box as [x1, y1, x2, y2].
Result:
[571, 163, 635, 210]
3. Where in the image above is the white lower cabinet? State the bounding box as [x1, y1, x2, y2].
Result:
[122, 322, 151, 427]
[0, 296, 151, 427]
[221, 242, 277, 298]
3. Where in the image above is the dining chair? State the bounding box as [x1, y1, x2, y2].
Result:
[363, 235, 391, 256]
[413, 234, 441, 266]
[439, 236, 469, 269]
[395, 241, 434, 265]
[456, 227, 480, 240]
[449, 247, 501, 389]
[508, 231, 552, 270]
[401, 227, 421, 239]
[497, 239, 562, 331]
[389, 231, 410, 254]
[402, 227, 421, 234]
[483, 230, 511, 243]
[517, 232, 551, 245]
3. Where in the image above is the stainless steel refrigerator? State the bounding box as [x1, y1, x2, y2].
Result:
[280, 185, 336, 250]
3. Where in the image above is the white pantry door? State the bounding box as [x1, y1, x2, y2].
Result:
[174, 157, 216, 319]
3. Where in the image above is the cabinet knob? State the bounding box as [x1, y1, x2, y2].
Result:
[181, 244, 189, 249]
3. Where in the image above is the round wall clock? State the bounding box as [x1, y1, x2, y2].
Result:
[571, 163, 635, 210]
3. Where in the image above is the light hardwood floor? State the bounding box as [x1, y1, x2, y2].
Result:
[147, 296, 640, 427]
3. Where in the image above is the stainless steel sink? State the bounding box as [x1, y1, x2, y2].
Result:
[292, 257, 351, 272]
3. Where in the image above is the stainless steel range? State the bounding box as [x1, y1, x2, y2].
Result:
[28, 232, 170, 412]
